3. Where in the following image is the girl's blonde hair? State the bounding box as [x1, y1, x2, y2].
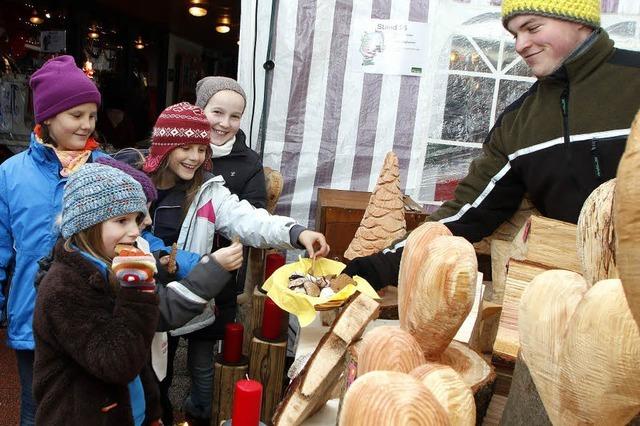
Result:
[150, 155, 205, 218]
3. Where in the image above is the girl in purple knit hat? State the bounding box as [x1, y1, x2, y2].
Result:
[0, 55, 106, 425]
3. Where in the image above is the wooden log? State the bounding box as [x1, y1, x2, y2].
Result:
[272, 292, 380, 425]
[399, 230, 477, 359]
[577, 178, 618, 287]
[483, 394, 507, 426]
[251, 288, 288, 348]
[490, 239, 512, 303]
[519, 272, 640, 425]
[339, 371, 449, 426]
[249, 334, 287, 425]
[510, 215, 580, 273]
[493, 259, 549, 362]
[468, 298, 502, 354]
[237, 247, 265, 353]
[411, 363, 476, 426]
[614, 109, 640, 328]
[210, 355, 249, 425]
[357, 326, 425, 375]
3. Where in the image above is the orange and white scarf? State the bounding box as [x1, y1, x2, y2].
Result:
[34, 124, 100, 177]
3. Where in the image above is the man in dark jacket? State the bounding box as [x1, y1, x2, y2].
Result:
[344, 0, 640, 289]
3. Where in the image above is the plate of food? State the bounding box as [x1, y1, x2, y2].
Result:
[262, 257, 379, 326]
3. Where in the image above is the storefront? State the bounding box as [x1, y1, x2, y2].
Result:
[0, 0, 239, 155]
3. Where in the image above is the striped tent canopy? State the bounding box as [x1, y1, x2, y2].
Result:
[238, 0, 640, 228]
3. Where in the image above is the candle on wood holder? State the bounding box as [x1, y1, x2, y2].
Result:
[223, 323, 244, 364]
[231, 378, 263, 426]
[264, 251, 286, 281]
[261, 297, 284, 340]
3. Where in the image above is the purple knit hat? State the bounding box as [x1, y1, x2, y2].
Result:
[29, 55, 102, 123]
[96, 157, 158, 202]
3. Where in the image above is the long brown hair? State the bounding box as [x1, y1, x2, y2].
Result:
[150, 155, 205, 219]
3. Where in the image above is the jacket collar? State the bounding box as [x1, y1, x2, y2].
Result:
[546, 29, 614, 84]
[28, 132, 62, 175]
[52, 239, 110, 292]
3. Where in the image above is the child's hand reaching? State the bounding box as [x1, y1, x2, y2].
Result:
[112, 246, 157, 292]
[298, 230, 330, 259]
[211, 241, 243, 271]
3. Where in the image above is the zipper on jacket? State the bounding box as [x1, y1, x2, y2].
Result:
[590, 139, 603, 181]
[560, 88, 570, 146]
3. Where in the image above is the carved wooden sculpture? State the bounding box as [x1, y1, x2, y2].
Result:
[264, 167, 284, 214]
[339, 371, 449, 426]
[398, 229, 477, 359]
[614, 109, 640, 328]
[410, 363, 476, 426]
[519, 270, 640, 424]
[577, 178, 618, 287]
[343, 151, 406, 260]
[357, 325, 425, 376]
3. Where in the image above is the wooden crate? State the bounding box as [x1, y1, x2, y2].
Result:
[315, 188, 428, 263]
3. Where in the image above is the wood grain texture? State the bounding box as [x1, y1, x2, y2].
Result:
[210, 360, 249, 425]
[411, 363, 476, 426]
[399, 232, 477, 359]
[577, 178, 618, 287]
[519, 271, 640, 425]
[339, 371, 449, 426]
[357, 326, 425, 375]
[614, 110, 640, 328]
[249, 338, 287, 424]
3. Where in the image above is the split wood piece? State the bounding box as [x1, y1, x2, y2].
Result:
[343, 152, 406, 260]
[614, 109, 640, 328]
[357, 325, 425, 375]
[519, 271, 640, 425]
[399, 229, 477, 359]
[439, 340, 496, 421]
[378, 285, 399, 319]
[410, 363, 476, 426]
[264, 167, 284, 214]
[490, 239, 512, 303]
[272, 292, 380, 426]
[249, 337, 287, 424]
[578, 178, 618, 287]
[473, 196, 540, 256]
[483, 394, 508, 426]
[210, 357, 249, 425]
[337, 340, 363, 421]
[338, 371, 449, 426]
[468, 298, 502, 354]
[511, 215, 581, 273]
[493, 259, 548, 362]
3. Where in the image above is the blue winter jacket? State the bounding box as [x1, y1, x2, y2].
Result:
[0, 134, 107, 350]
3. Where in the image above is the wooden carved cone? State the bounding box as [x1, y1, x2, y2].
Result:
[357, 325, 425, 376]
[614, 109, 640, 327]
[399, 234, 477, 359]
[264, 167, 283, 214]
[519, 270, 640, 425]
[344, 151, 406, 260]
[410, 363, 476, 426]
[339, 371, 449, 426]
[577, 178, 618, 287]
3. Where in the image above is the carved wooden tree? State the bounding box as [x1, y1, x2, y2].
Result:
[398, 232, 477, 359]
[339, 371, 449, 426]
[577, 178, 618, 287]
[519, 270, 640, 424]
[357, 326, 425, 376]
[614, 109, 640, 328]
[410, 363, 476, 426]
[343, 151, 406, 260]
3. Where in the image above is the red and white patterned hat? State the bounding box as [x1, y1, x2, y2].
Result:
[143, 102, 212, 173]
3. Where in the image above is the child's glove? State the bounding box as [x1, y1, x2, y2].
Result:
[112, 245, 157, 291]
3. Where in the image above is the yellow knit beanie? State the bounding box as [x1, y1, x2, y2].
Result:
[502, 0, 600, 29]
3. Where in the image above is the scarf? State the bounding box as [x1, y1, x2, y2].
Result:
[34, 124, 100, 177]
[210, 136, 235, 159]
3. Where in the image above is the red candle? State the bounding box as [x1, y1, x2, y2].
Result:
[264, 252, 286, 280]
[223, 323, 244, 363]
[231, 378, 262, 426]
[261, 297, 283, 340]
